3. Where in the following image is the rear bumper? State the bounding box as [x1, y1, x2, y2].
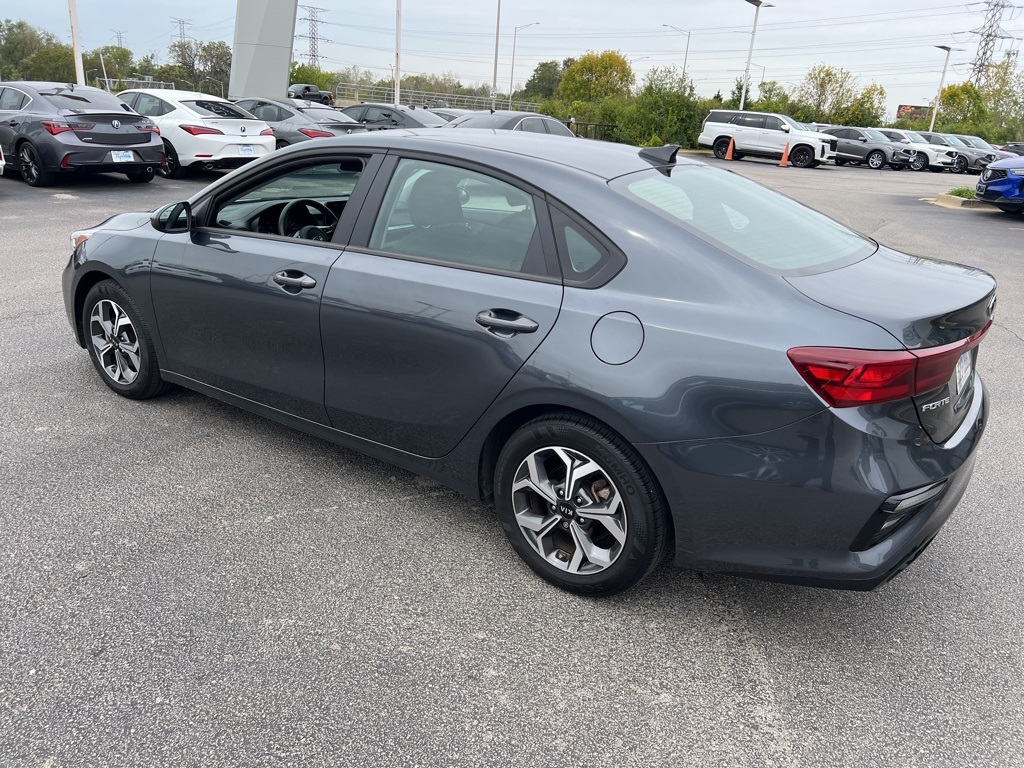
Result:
[636, 376, 987, 590]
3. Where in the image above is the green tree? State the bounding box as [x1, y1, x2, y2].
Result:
[0, 19, 58, 79]
[751, 80, 793, 115]
[289, 62, 331, 90]
[23, 43, 74, 81]
[934, 81, 987, 134]
[83, 45, 133, 81]
[982, 59, 1024, 141]
[524, 60, 563, 100]
[557, 51, 634, 102]
[836, 83, 887, 126]
[795, 64, 857, 122]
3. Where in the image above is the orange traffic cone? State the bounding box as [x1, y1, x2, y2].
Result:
[725, 137, 735, 161]
[779, 142, 791, 167]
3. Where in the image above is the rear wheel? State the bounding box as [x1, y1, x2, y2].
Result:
[929, 166, 947, 173]
[17, 142, 55, 187]
[866, 150, 886, 169]
[494, 414, 669, 596]
[158, 140, 187, 179]
[712, 137, 733, 160]
[789, 145, 815, 168]
[951, 156, 969, 174]
[82, 280, 170, 400]
[275, 140, 289, 150]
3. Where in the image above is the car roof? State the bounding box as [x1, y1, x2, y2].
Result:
[117, 88, 226, 101]
[304, 129, 700, 181]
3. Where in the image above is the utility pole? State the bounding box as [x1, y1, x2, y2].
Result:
[395, 0, 402, 105]
[171, 18, 192, 43]
[67, 0, 85, 85]
[296, 6, 330, 69]
[969, 0, 1012, 85]
[491, 0, 501, 110]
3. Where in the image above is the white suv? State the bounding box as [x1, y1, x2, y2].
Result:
[872, 128, 956, 172]
[117, 89, 275, 178]
[697, 109, 837, 168]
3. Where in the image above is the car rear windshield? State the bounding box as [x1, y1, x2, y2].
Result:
[610, 166, 875, 275]
[406, 109, 446, 127]
[38, 88, 132, 112]
[449, 114, 510, 129]
[182, 100, 251, 119]
[303, 106, 355, 123]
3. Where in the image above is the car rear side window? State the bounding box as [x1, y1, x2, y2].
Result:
[182, 100, 250, 119]
[612, 166, 874, 275]
[0, 87, 29, 110]
[135, 94, 172, 117]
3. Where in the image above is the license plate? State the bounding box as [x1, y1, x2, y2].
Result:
[976, 183, 986, 195]
[955, 350, 973, 395]
[239, 145, 254, 156]
[111, 150, 134, 163]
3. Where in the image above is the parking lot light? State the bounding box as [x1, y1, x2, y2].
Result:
[929, 45, 961, 132]
[740, 0, 774, 111]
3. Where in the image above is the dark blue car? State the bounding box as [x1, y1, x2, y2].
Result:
[975, 155, 1024, 213]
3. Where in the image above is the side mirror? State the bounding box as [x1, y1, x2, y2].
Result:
[857, 136, 868, 142]
[152, 201, 193, 234]
[781, 124, 791, 133]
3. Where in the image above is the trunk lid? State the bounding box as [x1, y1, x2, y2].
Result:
[179, 99, 267, 137]
[786, 247, 996, 443]
[59, 110, 152, 145]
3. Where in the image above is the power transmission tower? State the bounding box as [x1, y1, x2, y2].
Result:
[969, 0, 1013, 85]
[171, 18, 192, 44]
[112, 29, 126, 48]
[296, 6, 330, 69]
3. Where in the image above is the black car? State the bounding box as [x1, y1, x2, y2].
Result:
[444, 110, 576, 137]
[1000, 142, 1024, 156]
[339, 103, 447, 130]
[233, 97, 367, 148]
[287, 84, 333, 106]
[0, 82, 163, 186]
[62, 132, 993, 596]
[820, 126, 915, 169]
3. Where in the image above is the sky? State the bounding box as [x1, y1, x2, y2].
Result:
[20, 1, 1024, 117]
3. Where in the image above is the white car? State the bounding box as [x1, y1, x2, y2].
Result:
[697, 109, 837, 168]
[116, 89, 274, 178]
[872, 128, 956, 172]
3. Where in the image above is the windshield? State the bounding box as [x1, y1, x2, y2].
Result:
[967, 137, 994, 150]
[902, 131, 928, 144]
[38, 87, 133, 112]
[779, 115, 805, 131]
[944, 135, 968, 148]
[864, 129, 889, 142]
[182, 100, 252, 119]
[405, 109, 446, 127]
[611, 166, 874, 275]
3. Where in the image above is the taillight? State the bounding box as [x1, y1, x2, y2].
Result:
[179, 124, 224, 136]
[43, 121, 94, 135]
[788, 321, 990, 407]
[299, 128, 333, 138]
[136, 123, 160, 135]
[260, 128, 275, 136]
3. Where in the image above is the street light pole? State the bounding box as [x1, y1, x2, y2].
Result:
[662, 25, 692, 77]
[929, 45, 959, 132]
[491, 0, 502, 110]
[509, 22, 539, 109]
[394, 0, 402, 106]
[740, 0, 774, 111]
[67, 0, 85, 85]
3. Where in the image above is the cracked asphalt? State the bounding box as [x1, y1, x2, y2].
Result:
[1, 157, 1022, 767]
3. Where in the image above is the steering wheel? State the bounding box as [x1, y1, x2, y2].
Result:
[277, 198, 339, 238]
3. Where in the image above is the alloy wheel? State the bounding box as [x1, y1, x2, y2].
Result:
[867, 151, 885, 169]
[89, 299, 141, 385]
[18, 145, 38, 183]
[510, 446, 627, 574]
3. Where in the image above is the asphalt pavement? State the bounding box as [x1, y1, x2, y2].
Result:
[0, 159, 1021, 767]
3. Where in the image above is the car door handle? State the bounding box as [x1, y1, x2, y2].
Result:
[475, 309, 539, 336]
[273, 271, 316, 289]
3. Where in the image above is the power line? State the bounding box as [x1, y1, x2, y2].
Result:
[969, 0, 1014, 84]
[297, 6, 331, 68]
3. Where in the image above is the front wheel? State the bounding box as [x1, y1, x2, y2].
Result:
[494, 414, 670, 596]
[82, 280, 170, 400]
[789, 145, 815, 168]
[866, 150, 886, 169]
[910, 154, 928, 171]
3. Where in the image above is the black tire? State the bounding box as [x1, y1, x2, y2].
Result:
[834, 158, 846, 166]
[890, 163, 906, 171]
[929, 166, 947, 173]
[910, 154, 928, 171]
[158, 140, 187, 179]
[276, 140, 289, 150]
[951, 156, 968, 174]
[125, 168, 155, 183]
[866, 150, 886, 170]
[789, 145, 814, 168]
[82, 280, 170, 400]
[494, 413, 670, 596]
[712, 137, 732, 160]
[996, 205, 1023, 214]
[17, 142, 55, 187]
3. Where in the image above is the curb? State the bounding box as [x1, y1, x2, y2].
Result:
[928, 193, 987, 209]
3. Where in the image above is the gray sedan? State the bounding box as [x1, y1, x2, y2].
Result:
[234, 97, 367, 148]
[61, 131, 993, 596]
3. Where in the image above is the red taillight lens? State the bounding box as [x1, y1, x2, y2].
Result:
[136, 123, 160, 135]
[260, 127, 275, 136]
[788, 321, 990, 408]
[298, 128, 333, 138]
[43, 121, 94, 134]
[179, 124, 224, 136]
